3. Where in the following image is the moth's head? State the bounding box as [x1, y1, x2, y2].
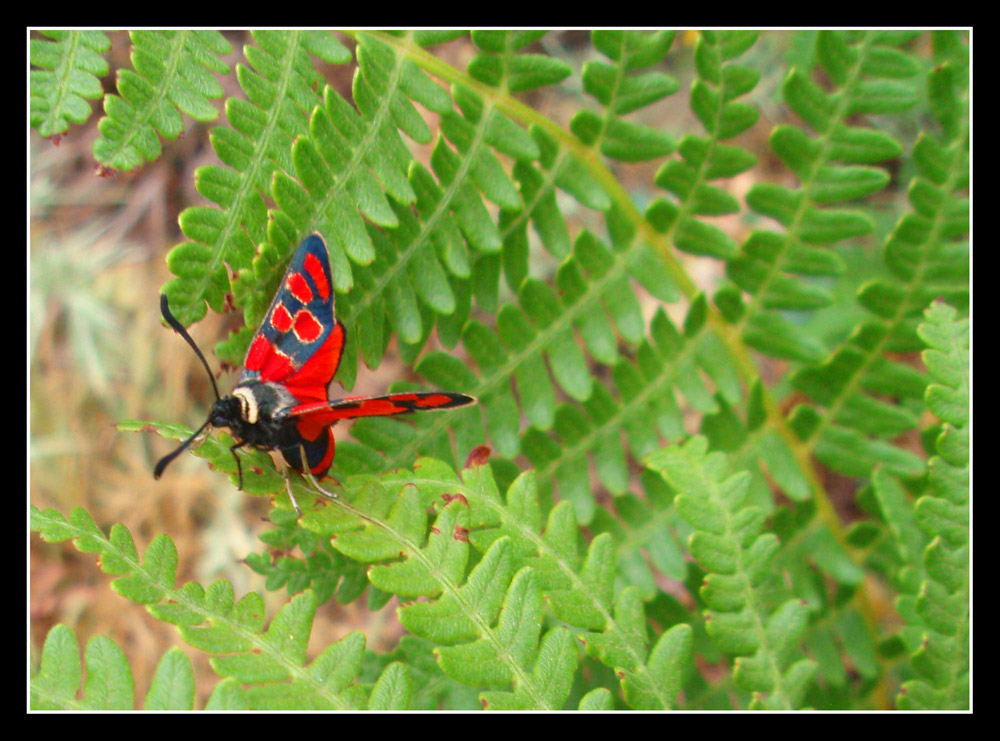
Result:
[210, 394, 247, 427]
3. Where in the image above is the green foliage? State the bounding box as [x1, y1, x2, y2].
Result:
[893, 303, 969, 710]
[32, 624, 196, 710]
[93, 31, 234, 170]
[31, 30, 969, 710]
[31, 505, 412, 709]
[30, 30, 110, 138]
[647, 436, 815, 709]
[31, 460, 695, 710]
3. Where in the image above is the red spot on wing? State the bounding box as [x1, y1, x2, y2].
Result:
[304, 253, 330, 300]
[293, 310, 322, 343]
[416, 394, 456, 407]
[271, 303, 293, 332]
[351, 399, 409, 415]
[286, 272, 312, 304]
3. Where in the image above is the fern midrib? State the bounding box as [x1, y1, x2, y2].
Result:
[102, 32, 188, 167]
[43, 31, 83, 135]
[731, 30, 872, 386]
[731, 33, 878, 340]
[704, 473, 796, 708]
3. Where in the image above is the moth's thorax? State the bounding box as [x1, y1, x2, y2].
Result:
[231, 380, 298, 424]
[207, 380, 303, 452]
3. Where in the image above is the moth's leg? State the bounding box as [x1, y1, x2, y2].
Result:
[229, 440, 250, 490]
[284, 474, 302, 516]
[299, 445, 339, 502]
[272, 456, 303, 516]
[261, 449, 302, 515]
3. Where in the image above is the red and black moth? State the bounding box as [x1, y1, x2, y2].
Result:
[154, 232, 476, 509]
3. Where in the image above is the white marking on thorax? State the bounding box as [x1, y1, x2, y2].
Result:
[233, 387, 259, 425]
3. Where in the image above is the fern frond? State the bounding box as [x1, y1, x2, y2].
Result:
[893, 303, 969, 710]
[731, 30, 922, 364]
[32, 624, 138, 710]
[468, 31, 572, 93]
[788, 31, 968, 480]
[347, 245, 692, 521]
[647, 436, 816, 709]
[646, 31, 757, 262]
[363, 635, 479, 709]
[290, 458, 689, 708]
[356, 31, 763, 528]
[30, 30, 110, 138]
[91, 30, 232, 171]
[216, 32, 554, 379]
[301, 463, 577, 707]
[572, 30, 679, 162]
[29, 505, 410, 709]
[33, 30, 971, 711]
[588, 472, 689, 597]
[31, 625, 212, 710]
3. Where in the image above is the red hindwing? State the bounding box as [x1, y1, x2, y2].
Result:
[288, 391, 476, 441]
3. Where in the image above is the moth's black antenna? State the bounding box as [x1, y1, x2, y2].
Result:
[158, 294, 222, 401]
[154, 417, 213, 479]
[154, 294, 222, 479]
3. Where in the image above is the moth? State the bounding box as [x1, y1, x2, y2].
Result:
[154, 232, 475, 510]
